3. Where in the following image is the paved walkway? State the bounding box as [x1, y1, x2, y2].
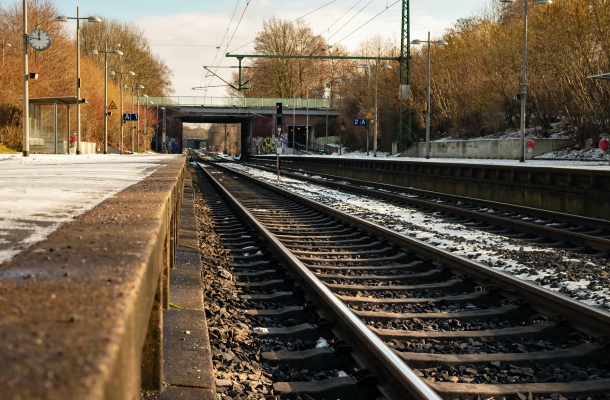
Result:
[0, 153, 178, 263]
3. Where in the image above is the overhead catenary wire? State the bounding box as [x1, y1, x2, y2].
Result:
[201, 0, 242, 96]
[326, 0, 373, 42]
[226, 0, 338, 55]
[206, 0, 252, 97]
[333, 0, 399, 46]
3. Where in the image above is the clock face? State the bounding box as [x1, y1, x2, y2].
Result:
[28, 29, 52, 51]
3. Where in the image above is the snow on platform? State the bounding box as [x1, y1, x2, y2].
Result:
[0, 153, 179, 263]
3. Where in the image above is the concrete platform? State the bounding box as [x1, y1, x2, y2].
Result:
[0, 153, 179, 263]
[161, 167, 216, 397]
[0, 156, 186, 399]
[250, 155, 610, 220]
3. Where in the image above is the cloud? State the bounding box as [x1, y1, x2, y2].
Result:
[135, 0, 476, 97]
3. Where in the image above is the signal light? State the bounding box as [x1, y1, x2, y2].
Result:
[276, 102, 282, 115]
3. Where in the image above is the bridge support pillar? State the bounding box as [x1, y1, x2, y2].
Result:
[241, 118, 252, 161]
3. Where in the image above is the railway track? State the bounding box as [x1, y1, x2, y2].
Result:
[195, 161, 430, 400]
[243, 162, 610, 256]
[195, 155, 610, 400]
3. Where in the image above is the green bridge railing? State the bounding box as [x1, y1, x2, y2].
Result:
[142, 96, 333, 109]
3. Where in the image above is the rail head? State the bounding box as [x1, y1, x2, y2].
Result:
[198, 162, 442, 400]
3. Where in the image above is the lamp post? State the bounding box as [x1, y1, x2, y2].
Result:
[132, 86, 144, 152]
[411, 34, 448, 159]
[361, 65, 373, 156]
[109, 69, 136, 154]
[161, 107, 167, 153]
[334, 78, 343, 155]
[89, 45, 123, 154]
[313, 88, 330, 154]
[22, 0, 28, 156]
[123, 83, 144, 153]
[369, 62, 392, 157]
[2, 40, 11, 65]
[500, 0, 552, 162]
[143, 95, 152, 153]
[56, 9, 102, 154]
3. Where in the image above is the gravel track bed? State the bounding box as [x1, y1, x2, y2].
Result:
[226, 164, 610, 311]
[390, 334, 590, 355]
[337, 289, 466, 298]
[348, 301, 498, 313]
[365, 315, 544, 331]
[415, 362, 610, 385]
[193, 170, 278, 400]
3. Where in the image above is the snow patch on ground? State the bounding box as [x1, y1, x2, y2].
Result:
[436, 123, 571, 142]
[0, 153, 178, 262]
[535, 138, 609, 161]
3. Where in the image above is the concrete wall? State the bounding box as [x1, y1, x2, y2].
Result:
[400, 138, 574, 159]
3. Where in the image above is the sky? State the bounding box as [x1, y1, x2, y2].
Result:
[55, 0, 485, 97]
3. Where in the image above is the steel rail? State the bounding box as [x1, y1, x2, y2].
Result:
[198, 163, 442, 400]
[246, 162, 610, 251]
[209, 161, 610, 335]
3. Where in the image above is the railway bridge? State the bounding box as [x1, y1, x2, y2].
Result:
[147, 96, 340, 158]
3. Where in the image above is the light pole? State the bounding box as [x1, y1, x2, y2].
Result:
[313, 88, 330, 154]
[2, 40, 11, 65]
[161, 107, 167, 153]
[89, 45, 123, 154]
[361, 65, 372, 156]
[22, 0, 28, 156]
[143, 95, 152, 153]
[109, 69, 136, 154]
[56, 10, 102, 154]
[500, 0, 552, 162]
[368, 62, 392, 157]
[123, 82, 143, 153]
[334, 78, 343, 155]
[411, 34, 448, 159]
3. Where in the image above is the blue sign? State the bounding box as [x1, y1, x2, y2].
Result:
[354, 119, 367, 126]
[123, 114, 139, 121]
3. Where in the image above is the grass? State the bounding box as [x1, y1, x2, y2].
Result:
[169, 302, 182, 309]
[0, 145, 19, 153]
[179, 242, 198, 250]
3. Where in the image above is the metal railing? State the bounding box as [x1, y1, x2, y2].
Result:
[142, 96, 333, 109]
[294, 142, 333, 155]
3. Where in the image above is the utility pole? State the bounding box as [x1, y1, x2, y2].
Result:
[374, 61, 379, 157]
[120, 67, 124, 154]
[104, 43, 108, 154]
[76, 7, 81, 154]
[22, 0, 29, 157]
[366, 66, 371, 156]
[136, 93, 140, 153]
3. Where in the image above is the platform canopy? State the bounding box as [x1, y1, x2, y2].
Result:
[28, 96, 87, 105]
[587, 73, 610, 80]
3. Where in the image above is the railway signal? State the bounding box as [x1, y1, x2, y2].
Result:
[276, 102, 282, 125]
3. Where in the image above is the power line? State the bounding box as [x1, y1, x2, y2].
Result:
[325, 0, 363, 35]
[202, 0, 242, 96]
[292, 0, 337, 22]
[334, 0, 399, 46]
[327, 0, 373, 42]
[208, 0, 251, 95]
[227, 0, 338, 55]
